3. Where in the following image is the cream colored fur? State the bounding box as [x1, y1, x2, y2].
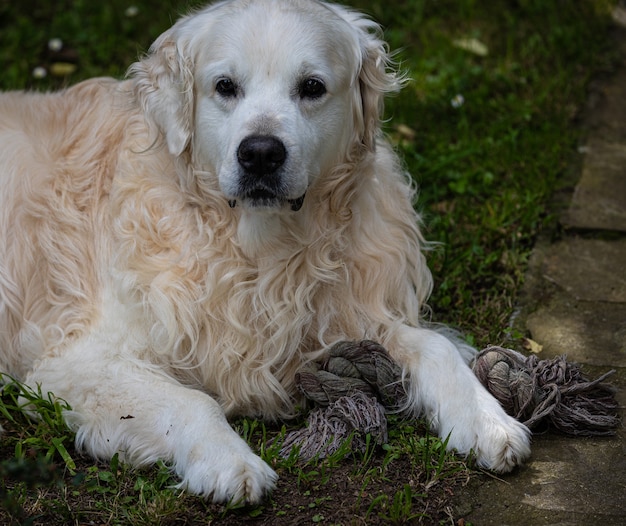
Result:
[0, 0, 530, 503]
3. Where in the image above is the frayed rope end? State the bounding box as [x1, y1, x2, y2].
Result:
[472, 346, 620, 436]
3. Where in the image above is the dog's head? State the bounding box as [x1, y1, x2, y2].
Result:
[130, 0, 403, 212]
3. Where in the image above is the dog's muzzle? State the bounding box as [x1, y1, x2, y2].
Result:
[227, 135, 306, 211]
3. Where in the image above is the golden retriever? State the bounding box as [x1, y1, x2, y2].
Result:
[0, 0, 530, 503]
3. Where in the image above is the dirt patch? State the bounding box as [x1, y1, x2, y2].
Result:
[0, 420, 473, 525]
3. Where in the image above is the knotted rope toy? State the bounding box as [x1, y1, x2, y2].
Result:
[279, 340, 405, 460]
[473, 346, 619, 436]
[280, 340, 620, 460]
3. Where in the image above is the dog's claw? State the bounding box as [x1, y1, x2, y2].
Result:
[228, 199, 237, 208]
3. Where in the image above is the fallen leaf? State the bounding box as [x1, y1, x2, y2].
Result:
[50, 62, 77, 76]
[453, 37, 489, 57]
[396, 123, 417, 140]
[522, 338, 543, 354]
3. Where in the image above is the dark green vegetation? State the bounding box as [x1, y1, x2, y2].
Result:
[0, 0, 617, 523]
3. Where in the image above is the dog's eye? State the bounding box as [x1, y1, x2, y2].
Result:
[215, 78, 237, 97]
[299, 78, 326, 99]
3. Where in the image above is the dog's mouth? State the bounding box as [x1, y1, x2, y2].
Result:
[287, 193, 306, 211]
[228, 190, 306, 211]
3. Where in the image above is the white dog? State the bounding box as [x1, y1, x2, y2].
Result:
[0, 0, 530, 503]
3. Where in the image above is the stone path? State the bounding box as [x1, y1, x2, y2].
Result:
[454, 9, 626, 526]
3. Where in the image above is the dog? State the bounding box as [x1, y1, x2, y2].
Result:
[0, 0, 530, 503]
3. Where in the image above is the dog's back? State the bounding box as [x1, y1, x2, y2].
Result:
[0, 79, 128, 377]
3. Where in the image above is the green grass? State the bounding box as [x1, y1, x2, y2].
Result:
[0, 0, 618, 524]
[0, 385, 468, 524]
[373, 0, 616, 341]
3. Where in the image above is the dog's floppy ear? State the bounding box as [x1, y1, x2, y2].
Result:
[358, 27, 405, 151]
[332, 6, 406, 151]
[129, 27, 194, 157]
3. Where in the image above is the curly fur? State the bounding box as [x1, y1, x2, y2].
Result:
[0, 0, 530, 503]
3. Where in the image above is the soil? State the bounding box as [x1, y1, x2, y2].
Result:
[0, 419, 472, 525]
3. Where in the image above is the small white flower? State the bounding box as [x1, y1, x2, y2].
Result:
[125, 5, 139, 17]
[48, 38, 63, 52]
[451, 93, 465, 109]
[32, 66, 48, 79]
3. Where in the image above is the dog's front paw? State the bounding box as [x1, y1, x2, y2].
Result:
[177, 437, 278, 503]
[469, 408, 531, 473]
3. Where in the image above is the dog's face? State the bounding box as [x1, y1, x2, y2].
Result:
[193, 1, 360, 211]
[131, 0, 402, 212]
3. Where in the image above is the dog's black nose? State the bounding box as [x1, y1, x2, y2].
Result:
[237, 135, 286, 175]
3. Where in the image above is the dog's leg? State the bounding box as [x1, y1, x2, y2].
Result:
[392, 325, 531, 472]
[25, 336, 277, 503]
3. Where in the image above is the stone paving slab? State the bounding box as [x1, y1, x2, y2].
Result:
[563, 140, 626, 232]
[540, 237, 626, 303]
[524, 237, 626, 367]
[526, 300, 626, 367]
[564, 12, 626, 231]
[455, 387, 626, 525]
